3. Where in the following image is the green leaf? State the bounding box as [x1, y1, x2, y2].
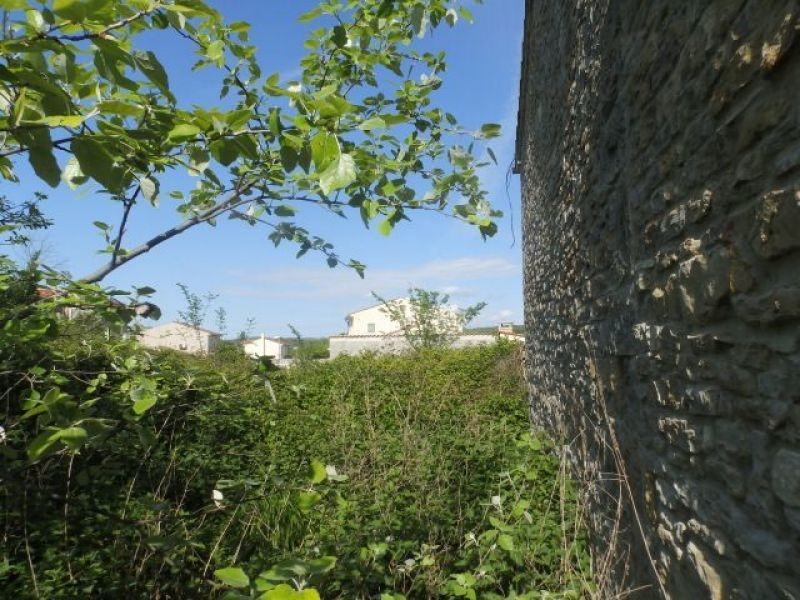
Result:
[297, 7, 321, 22]
[264, 584, 297, 600]
[319, 153, 356, 195]
[214, 567, 250, 589]
[27, 427, 87, 460]
[487, 147, 498, 165]
[308, 459, 326, 484]
[268, 109, 282, 136]
[279, 145, 298, 172]
[274, 205, 295, 217]
[479, 123, 501, 139]
[139, 176, 158, 204]
[306, 556, 336, 575]
[206, 40, 225, 64]
[497, 533, 515, 551]
[98, 100, 144, 118]
[358, 116, 386, 131]
[332, 25, 347, 48]
[71, 137, 126, 192]
[0, 0, 28, 9]
[56, 426, 88, 451]
[17, 129, 60, 188]
[52, 0, 87, 21]
[377, 218, 393, 237]
[319, 154, 357, 196]
[135, 51, 173, 101]
[293, 489, 320, 513]
[130, 385, 157, 415]
[27, 430, 62, 461]
[310, 132, 339, 171]
[29, 146, 61, 188]
[168, 123, 202, 142]
[225, 108, 252, 130]
[410, 4, 428, 38]
[209, 139, 239, 166]
[36, 114, 86, 128]
[25, 9, 46, 32]
[317, 95, 354, 118]
[458, 6, 475, 23]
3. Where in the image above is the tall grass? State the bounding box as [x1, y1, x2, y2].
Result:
[3, 338, 592, 598]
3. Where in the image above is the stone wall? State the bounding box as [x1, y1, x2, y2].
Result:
[516, 1, 800, 597]
[328, 334, 509, 358]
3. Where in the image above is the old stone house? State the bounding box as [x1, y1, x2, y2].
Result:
[139, 321, 220, 354]
[516, 1, 800, 598]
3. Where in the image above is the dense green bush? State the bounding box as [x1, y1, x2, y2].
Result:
[219, 346, 592, 599]
[1, 259, 590, 598]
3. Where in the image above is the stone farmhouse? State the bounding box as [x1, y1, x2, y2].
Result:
[139, 321, 220, 354]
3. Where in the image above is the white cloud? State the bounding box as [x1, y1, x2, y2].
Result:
[489, 308, 514, 321]
[224, 256, 519, 302]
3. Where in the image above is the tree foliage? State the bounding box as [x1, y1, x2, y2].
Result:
[0, 0, 501, 282]
[375, 286, 485, 350]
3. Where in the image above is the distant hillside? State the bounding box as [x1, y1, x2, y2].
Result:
[464, 324, 525, 335]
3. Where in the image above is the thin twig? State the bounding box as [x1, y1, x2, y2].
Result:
[110, 186, 140, 266]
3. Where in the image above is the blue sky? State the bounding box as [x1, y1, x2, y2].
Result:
[8, 1, 525, 337]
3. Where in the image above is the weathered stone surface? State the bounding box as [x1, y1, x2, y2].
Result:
[772, 449, 800, 507]
[733, 287, 800, 325]
[687, 542, 726, 600]
[752, 189, 800, 259]
[516, 0, 800, 596]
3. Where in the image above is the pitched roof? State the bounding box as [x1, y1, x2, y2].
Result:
[144, 321, 221, 336]
[346, 298, 404, 318]
[239, 336, 288, 344]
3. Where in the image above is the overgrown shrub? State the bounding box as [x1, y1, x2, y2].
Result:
[1, 259, 590, 598]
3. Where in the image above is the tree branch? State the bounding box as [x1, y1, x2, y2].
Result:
[110, 187, 139, 267]
[80, 188, 254, 283]
[42, 8, 155, 42]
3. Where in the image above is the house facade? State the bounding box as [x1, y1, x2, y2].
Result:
[330, 299, 523, 358]
[344, 299, 407, 335]
[138, 322, 220, 354]
[241, 334, 289, 363]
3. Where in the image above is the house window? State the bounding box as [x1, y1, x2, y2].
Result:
[367, 323, 376, 333]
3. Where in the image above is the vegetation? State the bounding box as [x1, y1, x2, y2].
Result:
[375, 287, 486, 351]
[0, 2, 591, 598]
[285, 328, 331, 362]
[0, 256, 590, 597]
[0, 0, 502, 283]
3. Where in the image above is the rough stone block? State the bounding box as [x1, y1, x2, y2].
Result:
[752, 189, 800, 259]
[517, 1, 800, 595]
[733, 286, 800, 325]
[677, 251, 731, 323]
[687, 541, 726, 600]
[772, 449, 800, 507]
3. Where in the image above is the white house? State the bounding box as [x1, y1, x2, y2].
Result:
[344, 299, 405, 335]
[330, 298, 486, 358]
[139, 321, 221, 354]
[241, 334, 289, 362]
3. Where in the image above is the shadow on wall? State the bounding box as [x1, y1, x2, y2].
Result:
[516, 0, 800, 598]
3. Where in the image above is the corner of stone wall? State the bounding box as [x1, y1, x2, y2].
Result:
[519, 1, 800, 598]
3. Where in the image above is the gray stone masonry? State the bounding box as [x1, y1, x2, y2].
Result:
[516, 1, 800, 598]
